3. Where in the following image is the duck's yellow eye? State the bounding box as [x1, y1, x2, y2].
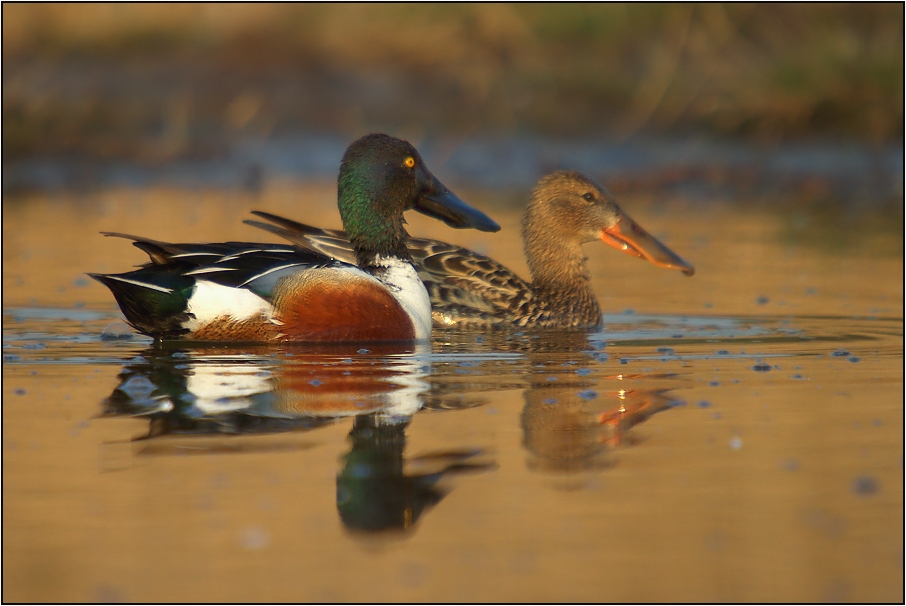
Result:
[404, 157, 415, 168]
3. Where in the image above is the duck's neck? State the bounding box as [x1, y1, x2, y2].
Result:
[338, 174, 412, 270]
[523, 219, 601, 325]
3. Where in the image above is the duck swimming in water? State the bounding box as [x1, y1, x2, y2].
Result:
[90, 134, 500, 341]
[247, 170, 693, 329]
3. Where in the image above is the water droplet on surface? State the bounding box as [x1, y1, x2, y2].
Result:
[752, 363, 771, 372]
[851, 475, 879, 496]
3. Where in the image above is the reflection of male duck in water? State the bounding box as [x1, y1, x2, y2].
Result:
[100, 345, 494, 533]
[337, 414, 493, 533]
[101, 343, 433, 438]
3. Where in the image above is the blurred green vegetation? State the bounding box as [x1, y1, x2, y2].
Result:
[3, 3, 903, 160]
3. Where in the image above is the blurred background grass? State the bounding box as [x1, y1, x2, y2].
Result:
[4, 3, 902, 163]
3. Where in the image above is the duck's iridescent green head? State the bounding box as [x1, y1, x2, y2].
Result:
[338, 134, 499, 265]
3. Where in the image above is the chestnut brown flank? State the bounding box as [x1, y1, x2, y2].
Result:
[273, 269, 416, 341]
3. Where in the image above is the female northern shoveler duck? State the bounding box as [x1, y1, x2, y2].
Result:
[90, 134, 500, 341]
[245, 170, 693, 329]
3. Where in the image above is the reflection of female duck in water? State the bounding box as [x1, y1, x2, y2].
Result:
[521, 381, 677, 473]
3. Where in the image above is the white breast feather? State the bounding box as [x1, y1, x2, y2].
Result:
[373, 257, 432, 340]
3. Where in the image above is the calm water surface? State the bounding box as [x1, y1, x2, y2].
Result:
[3, 187, 903, 602]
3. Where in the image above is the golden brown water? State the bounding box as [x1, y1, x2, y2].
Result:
[3, 185, 903, 602]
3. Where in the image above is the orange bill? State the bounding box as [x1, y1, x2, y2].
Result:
[600, 211, 695, 276]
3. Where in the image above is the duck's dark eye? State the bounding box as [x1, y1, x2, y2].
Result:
[582, 192, 595, 202]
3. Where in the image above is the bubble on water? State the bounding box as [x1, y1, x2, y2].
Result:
[100, 321, 134, 341]
[622, 309, 635, 315]
[830, 349, 850, 357]
[730, 437, 743, 450]
[752, 363, 771, 372]
[3, 354, 22, 362]
[546, 376, 558, 382]
[756, 296, 769, 305]
[577, 390, 598, 401]
[357, 348, 370, 355]
[656, 347, 675, 354]
[697, 400, 711, 408]
[712, 412, 722, 420]
[847, 356, 861, 363]
[780, 458, 800, 471]
[22, 343, 46, 350]
[14, 388, 26, 396]
[851, 475, 879, 496]
[309, 379, 322, 387]
[708, 381, 720, 386]
[575, 368, 593, 376]
[240, 526, 269, 550]
[619, 358, 629, 365]
[792, 374, 804, 380]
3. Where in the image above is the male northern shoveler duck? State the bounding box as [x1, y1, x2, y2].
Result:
[245, 170, 693, 329]
[90, 134, 500, 341]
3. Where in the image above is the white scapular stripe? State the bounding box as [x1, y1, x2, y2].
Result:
[184, 266, 238, 276]
[105, 275, 173, 293]
[170, 252, 221, 259]
[237, 263, 305, 287]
